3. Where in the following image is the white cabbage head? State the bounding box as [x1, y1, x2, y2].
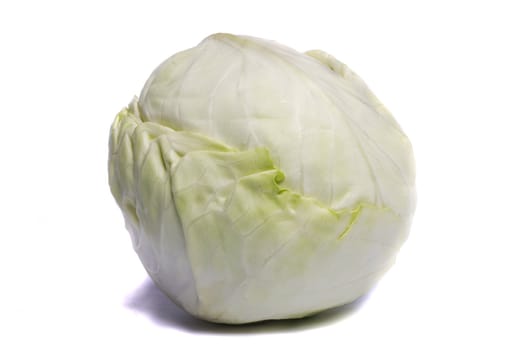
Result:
[108, 33, 416, 324]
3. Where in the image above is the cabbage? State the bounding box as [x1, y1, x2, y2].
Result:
[108, 33, 416, 324]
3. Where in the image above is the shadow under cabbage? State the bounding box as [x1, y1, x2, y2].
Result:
[124, 277, 374, 334]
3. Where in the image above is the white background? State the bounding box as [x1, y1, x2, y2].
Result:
[1, 1, 524, 349]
